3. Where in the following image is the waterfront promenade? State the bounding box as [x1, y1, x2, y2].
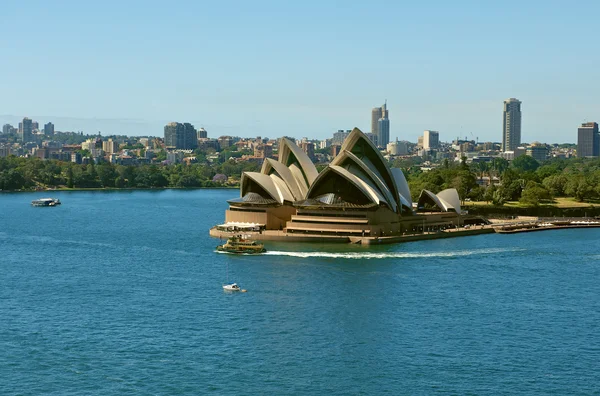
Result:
[210, 224, 496, 245]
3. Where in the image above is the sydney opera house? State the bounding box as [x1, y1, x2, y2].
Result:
[210, 128, 470, 243]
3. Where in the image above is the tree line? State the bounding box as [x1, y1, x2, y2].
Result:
[0, 156, 259, 190]
[400, 155, 600, 206]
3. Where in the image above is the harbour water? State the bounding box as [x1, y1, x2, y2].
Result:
[1, 189, 599, 394]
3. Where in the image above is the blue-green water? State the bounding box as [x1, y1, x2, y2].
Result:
[1, 189, 599, 395]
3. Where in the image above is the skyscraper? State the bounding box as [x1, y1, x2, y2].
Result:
[2, 124, 14, 135]
[378, 118, 389, 148]
[197, 127, 208, 139]
[164, 122, 197, 149]
[371, 102, 389, 148]
[44, 122, 55, 136]
[423, 130, 439, 150]
[102, 138, 120, 155]
[371, 107, 383, 136]
[18, 117, 33, 143]
[577, 122, 599, 157]
[164, 122, 182, 148]
[502, 98, 522, 152]
[182, 123, 198, 149]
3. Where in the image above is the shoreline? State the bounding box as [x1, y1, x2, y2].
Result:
[210, 218, 600, 245]
[209, 226, 497, 245]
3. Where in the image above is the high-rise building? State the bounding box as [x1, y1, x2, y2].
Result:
[319, 138, 332, 149]
[332, 130, 350, 146]
[502, 98, 522, 152]
[164, 122, 197, 149]
[300, 141, 315, 161]
[44, 122, 55, 136]
[254, 144, 273, 159]
[378, 118, 389, 149]
[423, 130, 439, 150]
[371, 102, 390, 148]
[526, 143, 549, 162]
[102, 138, 120, 155]
[371, 107, 382, 136]
[218, 136, 233, 149]
[197, 127, 208, 139]
[182, 123, 197, 149]
[577, 122, 599, 157]
[164, 122, 182, 148]
[18, 117, 33, 142]
[32, 121, 39, 131]
[2, 124, 15, 135]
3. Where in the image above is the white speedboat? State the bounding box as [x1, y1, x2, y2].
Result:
[31, 198, 61, 207]
[223, 283, 241, 292]
[223, 283, 247, 292]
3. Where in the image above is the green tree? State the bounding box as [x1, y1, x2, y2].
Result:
[519, 181, 550, 206]
[565, 175, 595, 202]
[66, 166, 74, 188]
[542, 174, 568, 197]
[483, 184, 496, 203]
[511, 155, 540, 172]
[97, 163, 117, 187]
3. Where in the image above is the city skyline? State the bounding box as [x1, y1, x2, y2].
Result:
[1, 2, 599, 142]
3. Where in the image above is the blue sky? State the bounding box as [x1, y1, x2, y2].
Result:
[1, 0, 598, 143]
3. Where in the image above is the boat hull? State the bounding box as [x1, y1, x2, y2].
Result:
[216, 246, 266, 254]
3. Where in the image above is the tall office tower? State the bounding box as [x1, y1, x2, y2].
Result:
[371, 107, 383, 136]
[164, 122, 197, 149]
[164, 122, 183, 148]
[2, 124, 14, 134]
[577, 122, 599, 157]
[102, 138, 120, 155]
[423, 130, 439, 150]
[502, 98, 522, 151]
[371, 102, 389, 147]
[182, 123, 198, 149]
[44, 122, 55, 136]
[197, 127, 208, 139]
[18, 117, 33, 142]
[378, 118, 389, 148]
[32, 121, 39, 131]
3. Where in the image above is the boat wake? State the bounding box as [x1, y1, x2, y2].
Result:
[263, 247, 523, 260]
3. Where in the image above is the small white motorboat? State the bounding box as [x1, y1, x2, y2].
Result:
[223, 283, 241, 291]
[223, 283, 247, 292]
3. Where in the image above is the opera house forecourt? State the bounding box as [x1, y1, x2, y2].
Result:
[210, 128, 491, 244]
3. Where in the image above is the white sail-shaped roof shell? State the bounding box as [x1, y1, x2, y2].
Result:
[289, 163, 309, 198]
[390, 168, 413, 211]
[341, 128, 401, 209]
[261, 158, 302, 200]
[332, 150, 397, 212]
[278, 138, 319, 187]
[307, 165, 387, 207]
[241, 172, 282, 203]
[269, 174, 295, 203]
[437, 188, 462, 214]
[418, 189, 461, 213]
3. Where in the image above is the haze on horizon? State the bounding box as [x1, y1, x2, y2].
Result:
[1, 0, 598, 143]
